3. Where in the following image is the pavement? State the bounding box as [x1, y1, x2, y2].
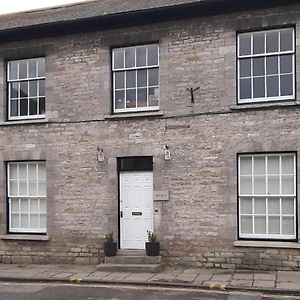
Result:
[0, 264, 299, 296]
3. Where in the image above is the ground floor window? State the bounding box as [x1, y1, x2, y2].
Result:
[7, 161, 46, 233]
[238, 153, 296, 240]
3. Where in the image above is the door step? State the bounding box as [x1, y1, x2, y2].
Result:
[98, 254, 162, 273]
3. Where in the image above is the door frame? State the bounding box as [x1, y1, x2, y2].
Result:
[117, 156, 153, 249]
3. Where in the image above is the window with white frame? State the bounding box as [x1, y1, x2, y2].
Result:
[112, 44, 159, 112]
[7, 58, 45, 120]
[238, 28, 295, 103]
[238, 153, 296, 240]
[7, 162, 46, 233]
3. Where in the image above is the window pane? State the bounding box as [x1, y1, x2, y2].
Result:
[29, 81, 38, 97]
[115, 90, 125, 109]
[280, 55, 293, 74]
[137, 69, 147, 87]
[11, 214, 19, 228]
[28, 59, 37, 78]
[20, 214, 29, 228]
[29, 181, 37, 196]
[113, 49, 124, 69]
[254, 216, 266, 234]
[9, 181, 18, 196]
[282, 217, 294, 235]
[19, 181, 27, 195]
[19, 164, 27, 180]
[240, 216, 252, 234]
[19, 60, 27, 79]
[240, 197, 252, 214]
[266, 31, 279, 53]
[254, 197, 266, 214]
[269, 216, 280, 234]
[115, 72, 124, 89]
[30, 214, 39, 229]
[136, 47, 147, 67]
[240, 157, 252, 175]
[39, 97, 45, 115]
[37, 58, 45, 77]
[282, 156, 294, 174]
[147, 45, 158, 66]
[148, 87, 159, 107]
[40, 215, 47, 229]
[280, 74, 293, 96]
[137, 88, 147, 108]
[266, 76, 279, 97]
[239, 34, 251, 56]
[38, 180, 46, 196]
[254, 176, 266, 195]
[281, 176, 294, 194]
[29, 98, 38, 115]
[20, 81, 28, 98]
[39, 79, 45, 97]
[11, 199, 19, 212]
[149, 68, 159, 86]
[240, 176, 252, 194]
[38, 163, 46, 179]
[10, 100, 18, 117]
[239, 78, 251, 99]
[10, 82, 19, 98]
[239, 59, 251, 77]
[125, 48, 135, 68]
[9, 61, 18, 80]
[253, 33, 265, 54]
[20, 99, 28, 116]
[126, 89, 136, 108]
[253, 57, 265, 76]
[9, 164, 18, 179]
[126, 70, 136, 88]
[282, 198, 294, 214]
[40, 199, 47, 213]
[268, 176, 280, 195]
[28, 164, 37, 179]
[253, 77, 265, 98]
[21, 199, 29, 212]
[268, 197, 280, 214]
[30, 199, 39, 213]
[280, 29, 293, 52]
[266, 56, 278, 75]
[254, 156, 265, 175]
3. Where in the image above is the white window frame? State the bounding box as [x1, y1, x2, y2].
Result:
[7, 162, 47, 234]
[112, 44, 159, 113]
[7, 58, 45, 121]
[237, 27, 295, 104]
[238, 153, 297, 240]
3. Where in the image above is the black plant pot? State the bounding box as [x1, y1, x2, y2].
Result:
[145, 242, 160, 256]
[104, 242, 117, 257]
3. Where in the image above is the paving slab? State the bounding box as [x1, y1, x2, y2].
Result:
[125, 273, 156, 282]
[253, 280, 275, 288]
[230, 279, 253, 287]
[276, 281, 300, 290]
[84, 271, 112, 280]
[51, 272, 75, 279]
[253, 273, 276, 281]
[104, 272, 132, 281]
[233, 273, 254, 280]
[211, 274, 233, 281]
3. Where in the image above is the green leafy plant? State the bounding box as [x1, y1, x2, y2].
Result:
[147, 230, 157, 242]
[105, 232, 114, 243]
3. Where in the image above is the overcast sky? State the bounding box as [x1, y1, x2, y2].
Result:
[0, 0, 88, 15]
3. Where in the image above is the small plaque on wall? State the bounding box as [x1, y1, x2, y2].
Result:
[153, 191, 169, 201]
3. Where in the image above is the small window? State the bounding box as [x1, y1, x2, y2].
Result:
[7, 162, 47, 233]
[238, 153, 296, 240]
[237, 28, 295, 104]
[112, 44, 159, 113]
[7, 58, 45, 120]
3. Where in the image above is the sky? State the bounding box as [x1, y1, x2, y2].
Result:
[0, 0, 88, 15]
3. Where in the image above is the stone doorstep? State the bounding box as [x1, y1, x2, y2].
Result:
[105, 255, 161, 265]
[97, 263, 162, 273]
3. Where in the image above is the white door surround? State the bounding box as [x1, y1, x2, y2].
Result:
[120, 171, 153, 250]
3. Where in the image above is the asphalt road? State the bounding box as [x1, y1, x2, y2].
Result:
[0, 282, 298, 300]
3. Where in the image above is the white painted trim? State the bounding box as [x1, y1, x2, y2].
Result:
[234, 240, 300, 249]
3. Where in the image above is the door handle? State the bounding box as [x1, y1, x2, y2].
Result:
[120, 211, 123, 218]
[132, 212, 142, 216]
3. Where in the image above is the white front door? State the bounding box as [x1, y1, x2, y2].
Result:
[120, 171, 153, 249]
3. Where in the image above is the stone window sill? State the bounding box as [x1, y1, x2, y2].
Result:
[0, 234, 50, 241]
[0, 119, 49, 126]
[231, 100, 300, 111]
[234, 240, 300, 249]
[104, 111, 164, 120]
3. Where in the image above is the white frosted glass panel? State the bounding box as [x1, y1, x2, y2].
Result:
[254, 216, 266, 234]
[38, 164, 46, 179]
[40, 199, 46, 213]
[9, 181, 18, 196]
[254, 157, 265, 175]
[268, 197, 280, 214]
[281, 176, 294, 194]
[19, 181, 27, 195]
[11, 214, 19, 228]
[282, 198, 294, 214]
[40, 215, 46, 229]
[20, 199, 29, 212]
[30, 214, 39, 229]
[267, 176, 280, 195]
[30, 199, 39, 213]
[11, 199, 19, 212]
[269, 216, 280, 234]
[282, 217, 294, 235]
[9, 164, 18, 179]
[254, 176, 266, 195]
[38, 181, 46, 196]
[240, 197, 252, 214]
[19, 165, 27, 180]
[240, 177, 252, 194]
[254, 197, 266, 214]
[29, 181, 37, 196]
[267, 156, 279, 174]
[241, 216, 253, 234]
[281, 156, 294, 174]
[240, 157, 252, 175]
[28, 164, 37, 179]
[20, 214, 29, 228]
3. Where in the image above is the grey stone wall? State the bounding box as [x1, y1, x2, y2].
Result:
[0, 3, 299, 269]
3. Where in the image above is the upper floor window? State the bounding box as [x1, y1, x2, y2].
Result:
[7, 58, 45, 120]
[238, 28, 295, 104]
[112, 44, 159, 113]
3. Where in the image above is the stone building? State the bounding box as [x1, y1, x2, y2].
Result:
[0, 0, 299, 270]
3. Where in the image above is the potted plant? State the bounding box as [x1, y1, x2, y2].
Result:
[145, 230, 160, 256]
[103, 232, 117, 257]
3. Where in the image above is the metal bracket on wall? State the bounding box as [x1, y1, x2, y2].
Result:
[187, 87, 200, 103]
